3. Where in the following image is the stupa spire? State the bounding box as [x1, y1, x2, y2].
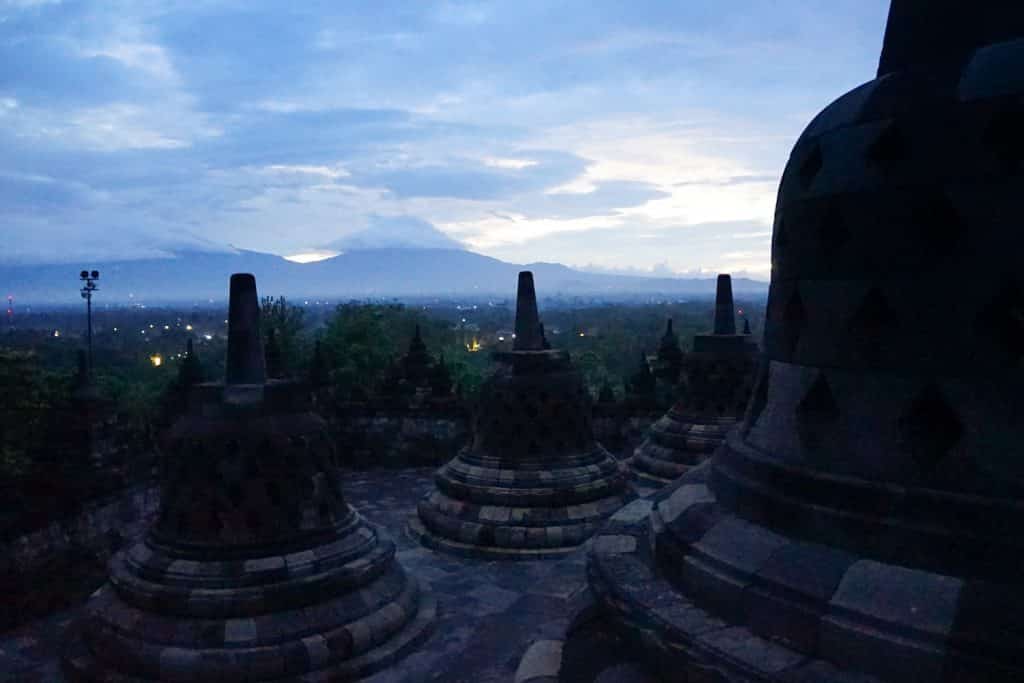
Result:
[225, 273, 265, 385]
[713, 273, 736, 335]
[513, 271, 544, 351]
[878, 1, 1024, 76]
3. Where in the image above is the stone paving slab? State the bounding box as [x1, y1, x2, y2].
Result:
[0, 468, 658, 682]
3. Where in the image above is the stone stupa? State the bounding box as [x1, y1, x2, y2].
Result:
[630, 274, 758, 485]
[652, 318, 684, 382]
[63, 273, 434, 681]
[587, 2, 1024, 680]
[410, 271, 634, 559]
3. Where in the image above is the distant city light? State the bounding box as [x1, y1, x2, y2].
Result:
[498, 336, 505, 342]
[150, 354, 163, 367]
[163, 325, 170, 330]
[113, 327, 118, 332]
[149, 324, 154, 329]
[53, 329, 60, 337]
[466, 338, 481, 353]
[185, 324, 193, 331]
[579, 332, 586, 337]
[204, 334, 213, 341]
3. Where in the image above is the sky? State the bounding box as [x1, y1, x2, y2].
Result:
[0, 0, 891, 278]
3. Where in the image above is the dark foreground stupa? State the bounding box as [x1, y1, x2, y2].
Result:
[410, 272, 634, 559]
[62, 274, 434, 681]
[587, 2, 1024, 681]
[630, 274, 758, 485]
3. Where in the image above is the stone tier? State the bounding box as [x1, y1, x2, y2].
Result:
[630, 410, 736, 484]
[630, 326, 756, 486]
[63, 382, 434, 681]
[589, 462, 1023, 683]
[64, 513, 435, 681]
[413, 347, 634, 559]
[411, 447, 632, 560]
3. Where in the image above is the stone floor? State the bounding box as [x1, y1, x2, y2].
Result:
[0, 468, 659, 682]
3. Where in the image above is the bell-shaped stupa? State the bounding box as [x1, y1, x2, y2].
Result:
[62, 274, 434, 681]
[587, 3, 1024, 680]
[411, 272, 634, 559]
[630, 274, 758, 484]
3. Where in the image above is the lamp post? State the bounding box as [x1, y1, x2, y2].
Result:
[80, 270, 99, 373]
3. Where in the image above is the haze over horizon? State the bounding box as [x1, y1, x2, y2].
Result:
[1, 1, 890, 278]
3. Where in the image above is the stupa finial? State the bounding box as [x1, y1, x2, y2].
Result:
[713, 274, 736, 336]
[225, 273, 266, 385]
[513, 271, 544, 351]
[878, 1, 1024, 76]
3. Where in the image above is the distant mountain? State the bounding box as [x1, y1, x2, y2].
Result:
[0, 247, 768, 305]
[324, 216, 466, 251]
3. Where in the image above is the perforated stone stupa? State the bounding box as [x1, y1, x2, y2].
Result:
[62, 273, 434, 681]
[411, 271, 633, 559]
[588, 2, 1024, 680]
[630, 274, 758, 484]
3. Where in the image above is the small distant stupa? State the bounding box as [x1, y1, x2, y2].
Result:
[653, 318, 684, 382]
[410, 271, 634, 558]
[630, 274, 758, 484]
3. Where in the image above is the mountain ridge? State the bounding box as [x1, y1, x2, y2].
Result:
[0, 247, 768, 304]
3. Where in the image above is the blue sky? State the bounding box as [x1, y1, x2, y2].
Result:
[1, 0, 890, 277]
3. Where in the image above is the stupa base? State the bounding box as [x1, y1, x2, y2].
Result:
[588, 463, 1023, 683]
[407, 514, 584, 561]
[628, 412, 735, 486]
[411, 486, 635, 561]
[61, 587, 436, 682]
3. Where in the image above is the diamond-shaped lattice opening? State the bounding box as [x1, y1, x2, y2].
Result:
[849, 287, 899, 364]
[799, 143, 823, 189]
[227, 483, 244, 507]
[898, 385, 963, 472]
[915, 192, 965, 255]
[797, 373, 840, 424]
[796, 373, 839, 451]
[820, 202, 851, 256]
[245, 510, 262, 532]
[976, 282, 1024, 361]
[867, 122, 908, 164]
[984, 106, 1024, 170]
[851, 287, 898, 333]
[781, 289, 807, 355]
[265, 480, 281, 506]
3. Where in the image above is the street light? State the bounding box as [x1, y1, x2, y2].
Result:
[80, 269, 99, 374]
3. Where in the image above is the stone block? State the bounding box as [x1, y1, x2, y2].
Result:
[515, 639, 563, 683]
[593, 535, 638, 555]
[656, 484, 715, 525]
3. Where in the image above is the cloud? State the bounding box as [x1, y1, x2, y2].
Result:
[0, 0, 892, 274]
[355, 150, 587, 200]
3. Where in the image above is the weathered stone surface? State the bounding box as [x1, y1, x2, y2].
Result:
[631, 274, 759, 486]
[587, 3, 1024, 680]
[515, 639, 563, 682]
[61, 274, 433, 681]
[414, 272, 633, 559]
